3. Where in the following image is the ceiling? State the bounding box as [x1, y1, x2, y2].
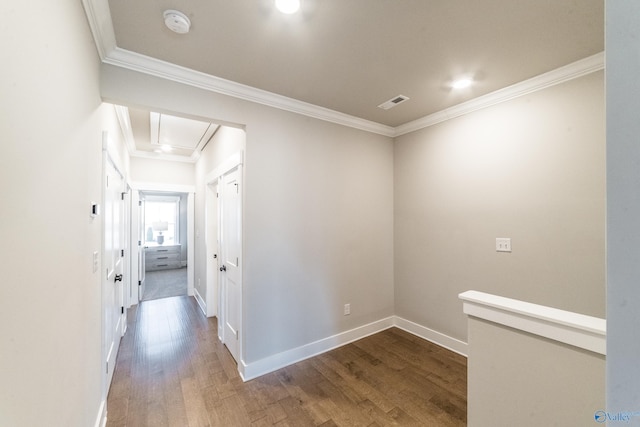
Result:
[92, 0, 604, 160]
[126, 107, 219, 160]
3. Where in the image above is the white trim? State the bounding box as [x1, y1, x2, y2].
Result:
[84, 0, 603, 138]
[393, 316, 468, 357]
[104, 47, 396, 137]
[241, 317, 395, 381]
[205, 151, 244, 184]
[81, 0, 116, 61]
[130, 182, 195, 193]
[94, 399, 107, 427]
[395, 52, 605, 136]
[129, 148, 200, 164]
[459, 290, 606, 355]
[114, 105, 136, 154]
[186, 193, 195, 297]
[194, 287, 207, 316]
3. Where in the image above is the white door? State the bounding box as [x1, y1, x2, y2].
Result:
[103, 156, 125, 390]
[220, 166, 242, 362]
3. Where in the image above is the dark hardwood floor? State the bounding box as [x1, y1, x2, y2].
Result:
[106, 296, 466, 426]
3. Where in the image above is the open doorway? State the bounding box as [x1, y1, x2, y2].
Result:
[140, 191, 190, 301]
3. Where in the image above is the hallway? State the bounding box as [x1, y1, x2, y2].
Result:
[106, 296, 466, 426]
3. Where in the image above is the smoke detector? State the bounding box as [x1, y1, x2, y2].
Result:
[164, 10, 191, 34]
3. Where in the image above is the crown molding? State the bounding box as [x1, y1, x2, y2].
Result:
[104, 48, 396, 137]
[82, 0, 394, 137]
[83, 0, 603, 140]
[81, 0, 116, 61]
[394, 52, 605, 137]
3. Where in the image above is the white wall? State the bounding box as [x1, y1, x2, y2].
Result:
[130, 156, 195, 186]
[101, 66, 395, 365]
[243, 109, 394, 363]
[394, 71, 605, 343]
[0, 0, 126, 425]
[468, 318, 605, 427]
[606, 1, 640, 419]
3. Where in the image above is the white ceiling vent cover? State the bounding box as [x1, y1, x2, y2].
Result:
[378, 95, 410, 110]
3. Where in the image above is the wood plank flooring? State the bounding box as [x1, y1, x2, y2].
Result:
[106, 296, 466, 426]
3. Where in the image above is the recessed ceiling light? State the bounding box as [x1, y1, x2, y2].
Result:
[275, 0, 300, 14]
[163, 10, 191, 34]
[452, 78, 473, 90]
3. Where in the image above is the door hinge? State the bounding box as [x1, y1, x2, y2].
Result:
[121, 306, 124, 314]
[138, 200, 142, 206]
[121, 249, 125, 257]
[138, 240, 141, 246]
[138, 280, 141, 286]
[106, 362, 109, 374]
[121, 192, 125, 200]
[216, 192, 219, 198]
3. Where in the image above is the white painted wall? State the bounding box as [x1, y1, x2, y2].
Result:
[394, 71, 605, 343]
[468, 318, 605, 427]
[101, 66, 395, 365]
[606, 1, 640, 420]
[129, 156, 195, 186]
[0, 0, 127, 425]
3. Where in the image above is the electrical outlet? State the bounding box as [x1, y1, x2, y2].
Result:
[496, 238, 512, 252]
[344, 303, 351, 315]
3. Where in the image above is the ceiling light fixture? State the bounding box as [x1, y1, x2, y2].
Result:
[163, 10, 191, 34]
[452, 78, 473, 90]
[161, 144, 173, 152]
[275, 0, 300, 14]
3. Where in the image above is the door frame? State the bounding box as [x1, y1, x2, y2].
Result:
[204, 180, 219, 317]
[101, 131, 128, 408]
[129, 183, 196, 302]
[205, 151, 244, 369]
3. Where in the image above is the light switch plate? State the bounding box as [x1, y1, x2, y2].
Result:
[93, 251, 99, 273]
[496, 238, 512, 252]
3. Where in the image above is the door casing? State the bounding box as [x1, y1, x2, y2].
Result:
[101, 131, 127, 405]
[205, 151, 244, 369]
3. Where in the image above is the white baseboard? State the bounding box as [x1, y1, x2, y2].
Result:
[94, 399, 106, 427]
[393, 316, 468, 357]
[241, 316, 395, 381]
[194, 288, 207, 316]
[239, 316, 468, 381]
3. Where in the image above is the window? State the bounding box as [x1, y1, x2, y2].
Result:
[144, 197, 179, 245]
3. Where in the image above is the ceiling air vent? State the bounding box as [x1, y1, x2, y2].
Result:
[378, 95, 410, 110]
